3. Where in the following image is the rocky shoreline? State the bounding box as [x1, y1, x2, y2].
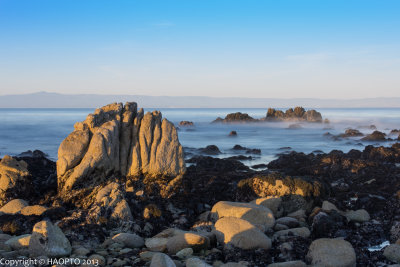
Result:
[0, 102, 399, 267]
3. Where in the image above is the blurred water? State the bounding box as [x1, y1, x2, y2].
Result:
[0, 108, 399, 165]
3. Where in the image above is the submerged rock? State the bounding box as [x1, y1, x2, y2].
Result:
[232, 145, 261, 155]
[57, 102, 186, 199]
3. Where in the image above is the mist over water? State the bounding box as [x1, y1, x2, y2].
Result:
[0, 108, 399, 165]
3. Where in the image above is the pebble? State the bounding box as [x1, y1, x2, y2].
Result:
[119, 248, 133, 254]
[273, 227, 311, 240]
[150, 253, 176, 267]
[186, 257, 212, 267]
[176, 247, 193, 259]
[384, 244, 400, 263]
[140, 251, 158, 261]
[112, 233, 144, 248]
[345, 209, 370, 222]
[275, 217, 300, 228]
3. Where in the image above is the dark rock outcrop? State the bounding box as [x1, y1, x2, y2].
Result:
[229, 131, 237, 136]
[179, 121, 194, 127]
[199, 145, 221, 155]
[265, 107, 322, 122]
[212, 112, 256, 123]
[361, 131, 387, 141]
[339, 129, 364, 138]
[0, 152, 56, 206]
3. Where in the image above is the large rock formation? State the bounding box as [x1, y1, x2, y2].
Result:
[57, 102, 186, 197]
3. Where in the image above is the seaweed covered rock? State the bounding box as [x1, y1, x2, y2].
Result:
[57, 102, 186, 199]
[237, 173, 326, 200]
[0, 152, 56, 206]
[88, 182, 133, 223]
[0, 156, 30, 206]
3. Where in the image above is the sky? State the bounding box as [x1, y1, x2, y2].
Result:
[0, 0, 399, 99]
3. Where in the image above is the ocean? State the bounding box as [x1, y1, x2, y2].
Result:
[0, 108, 399, 165]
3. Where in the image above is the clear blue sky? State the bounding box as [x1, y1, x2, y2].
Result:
[0, 0, 399, 98]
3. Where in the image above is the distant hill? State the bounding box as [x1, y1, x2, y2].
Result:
[0, 92, 400, 108]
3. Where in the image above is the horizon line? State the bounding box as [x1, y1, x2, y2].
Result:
[1, 91, 400, 101]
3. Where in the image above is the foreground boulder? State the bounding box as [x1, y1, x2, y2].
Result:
[29, 220, 71, 257]
[213, 217, 272, 250]
[211, 201, 275, 229]
[57, 102, 186, 198]
[145, 228, 209, 254]
[306, 238, 356, 267]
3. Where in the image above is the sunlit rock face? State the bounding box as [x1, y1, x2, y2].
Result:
[57, 102, 186, 197]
